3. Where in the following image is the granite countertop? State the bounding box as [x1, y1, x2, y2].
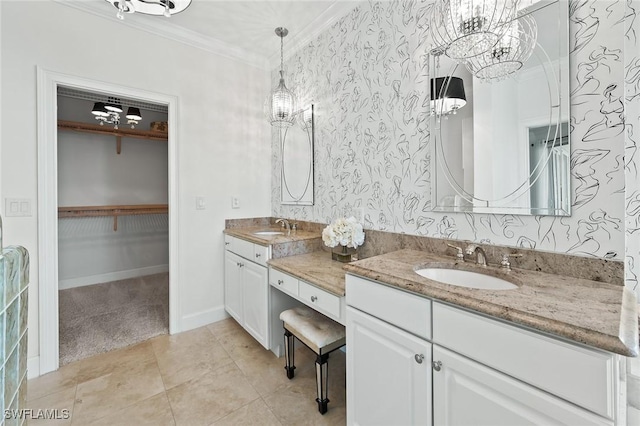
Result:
[268, 251, 346, 296]
[224, 226, 321, 246]
[343, 249, 639, 357]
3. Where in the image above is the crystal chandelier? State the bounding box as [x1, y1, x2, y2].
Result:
[430, 0, 519, 61]
[105, 0, 191, 20]
[91, 97, 142, 129]
[465, 13, 538, 81]
[265, 27, 297, 128]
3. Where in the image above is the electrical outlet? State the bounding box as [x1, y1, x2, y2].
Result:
[196, 196, 206, 210]
[5, 198, 32, 217]
[232, 196, 240, 209]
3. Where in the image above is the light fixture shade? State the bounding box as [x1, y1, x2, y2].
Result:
[430, 0, 519, 61]
[465, 13, 538, 81]
[430, 76, 467, 114]
[126, 107, 142, 120]
[91, 102, 109, 117]
[106, 0, 191, 17]
[105, 97, 123, 113]
[266, 72, 297, 128]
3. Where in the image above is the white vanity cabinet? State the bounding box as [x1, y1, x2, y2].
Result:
[346, 274, 621, 426]
[224, 235, 270, 349]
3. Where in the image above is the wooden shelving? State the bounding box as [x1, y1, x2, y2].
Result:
[58, 204, 168, 231]
[57, 120, 168, 154]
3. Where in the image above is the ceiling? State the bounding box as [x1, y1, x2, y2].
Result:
[56, 0, 363, 69]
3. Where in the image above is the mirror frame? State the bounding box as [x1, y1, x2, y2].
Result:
[281, 104, 315, 206]
[429, 0, 570, 216]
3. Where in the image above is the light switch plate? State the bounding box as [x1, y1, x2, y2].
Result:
[231, 196, 240, 209]
[5, 198, 32, 217]
[196, 196, 206, 210]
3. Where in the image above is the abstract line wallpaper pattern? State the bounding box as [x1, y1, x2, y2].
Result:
[272, 1, 633, 268]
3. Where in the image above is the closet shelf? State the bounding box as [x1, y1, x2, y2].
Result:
[58, 204, 168, 231]
[58, 120, 168, 154]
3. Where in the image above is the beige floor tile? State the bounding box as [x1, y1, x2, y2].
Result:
[85, 393, 175, 426]
[26, 387, 76, 426]
[214, 324, 266, 360]
[166, 363, 260, 426]
[151, 326, 234, 390]
[212, 398, 281, 426]
[206, 318, 244, 339]
[28, 363, 80, 402]
[74, 341, 156, 384]
[71, 356, 165, 425]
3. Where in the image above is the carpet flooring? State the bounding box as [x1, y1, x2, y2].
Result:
[58, 272, 169, 366]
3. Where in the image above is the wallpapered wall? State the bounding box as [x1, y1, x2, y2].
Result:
[272, 1, 636, 277]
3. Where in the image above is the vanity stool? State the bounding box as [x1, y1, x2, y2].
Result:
[280, 306, 346, 414]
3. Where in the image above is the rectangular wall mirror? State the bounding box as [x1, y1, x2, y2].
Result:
[430, 0, 570, 216]
[281, 104, 314, 205]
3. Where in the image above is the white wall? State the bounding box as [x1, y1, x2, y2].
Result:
[1, 0, 272, 363]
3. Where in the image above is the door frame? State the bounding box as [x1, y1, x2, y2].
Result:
[36, 67, 181, 375]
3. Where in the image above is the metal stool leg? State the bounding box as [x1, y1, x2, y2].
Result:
[315, 353, 330, 414]
[284, 329, 295, 379]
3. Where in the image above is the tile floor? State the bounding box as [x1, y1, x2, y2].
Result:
[27, 318, 346, 425]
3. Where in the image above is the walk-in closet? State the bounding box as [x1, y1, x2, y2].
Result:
[56, 87, 170, 365]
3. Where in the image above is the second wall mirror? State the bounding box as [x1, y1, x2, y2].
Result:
[281, 104, 314, 205]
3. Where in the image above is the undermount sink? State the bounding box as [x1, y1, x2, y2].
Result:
[415, 267, 517, 290]
[253, 230, 284, 236]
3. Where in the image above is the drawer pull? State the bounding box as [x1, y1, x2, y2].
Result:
[225, 242, 230, 246]
[256, 253, 261, 258]
[277, 279, 283, 285]
[432, 360, 442, 371]
[311, 296, 318, 302]
[415, 354, 425, 364]
[236, 262, 240, 267]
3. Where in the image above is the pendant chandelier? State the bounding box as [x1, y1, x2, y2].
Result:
[105, 0, 191, 20]
[465, 13, 538, 81]
[265, 27, 297, 128]
[430, 0, 519, 61]
[91, 97, 142, 129]
[430, 76, 467, 116]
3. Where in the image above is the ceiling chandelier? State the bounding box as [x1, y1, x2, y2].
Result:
[105, 0, 191, 20]
[465, 13, 538, 81]
[430, 0, 519, 61]
[430, 76, 467, 116]
[91, 97, 142, 130]
[265, 27, 297, 128]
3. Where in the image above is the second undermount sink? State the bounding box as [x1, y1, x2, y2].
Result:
[415, 267, 517, 290]
[253, 230, 284, 236]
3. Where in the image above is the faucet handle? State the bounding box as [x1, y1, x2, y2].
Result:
[446, 243, 465, 262]
[500, 253, 523, 270]
[291, 223, 298, 231]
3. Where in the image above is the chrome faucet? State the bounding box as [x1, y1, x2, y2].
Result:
[275, 218, 291, 235]
[465, 244, 487, 267]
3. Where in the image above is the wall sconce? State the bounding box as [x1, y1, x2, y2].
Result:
[106, 0, 191, 20]
[430, 76, 467, 116]
[91, 97, 142, 129]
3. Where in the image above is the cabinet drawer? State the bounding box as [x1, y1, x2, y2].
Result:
[253, 244, 270, 267]
[299, 281, 341, 319]
[224, 234, 234, 251]
[346, 274, 431, 340]
[270, 268, 298, 296]
[432, 302, 615, 419]
[232, 237, 254, 260]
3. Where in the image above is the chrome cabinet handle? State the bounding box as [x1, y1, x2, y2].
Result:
[236, 262, 240, 267]
[415, 354, 425, 364]
[255, 253, 261, 258]
[432, 360, 442, 371]
[225, 242, 230, 246]
[277, 279, 283, 285]
[311, 296, 318, 302]
[239, 263, 244, 268]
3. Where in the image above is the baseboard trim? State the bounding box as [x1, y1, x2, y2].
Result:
[58, 264, 170, 290]
[180, 306, 229, 332]
[28, 356, 40, 379]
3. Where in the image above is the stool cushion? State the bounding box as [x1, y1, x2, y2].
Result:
[280, 307, 345, 354]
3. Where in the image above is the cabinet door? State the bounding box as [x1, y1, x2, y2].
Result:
[347, 307, 432, 426]
[242, 260, 269, 349]
[224, 251, 243, 323]
[433, 345, 612, 426]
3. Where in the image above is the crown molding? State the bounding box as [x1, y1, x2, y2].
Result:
[51, 0, 270, 69]
[268, 1, 362, 70]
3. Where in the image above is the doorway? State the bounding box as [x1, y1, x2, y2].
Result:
[36, 68, 180, 375]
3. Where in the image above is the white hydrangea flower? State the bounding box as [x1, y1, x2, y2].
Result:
[321, 216, 366, 249]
